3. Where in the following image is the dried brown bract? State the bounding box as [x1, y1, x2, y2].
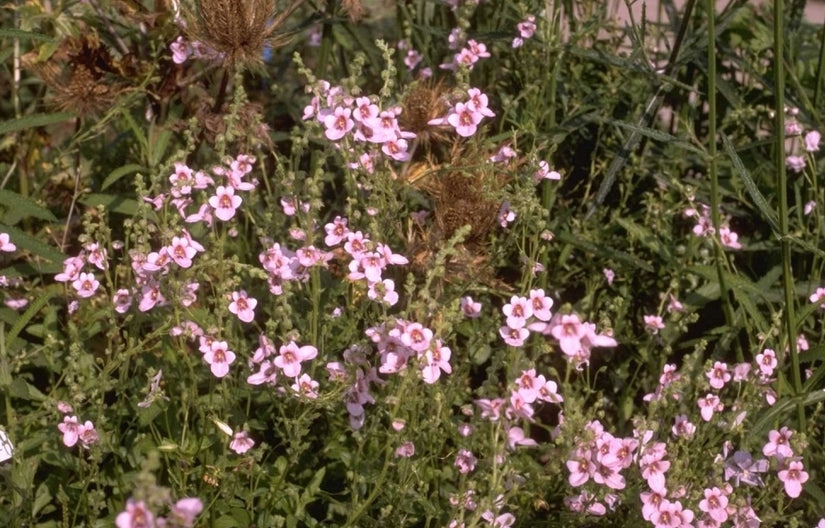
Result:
[23, 32, 129, 117]
[341, 0, 364, 23]
[190, 0, 306, 69]
[399, 80, 453, 148]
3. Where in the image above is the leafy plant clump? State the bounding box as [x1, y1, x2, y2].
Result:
[0, 0, 823, 526]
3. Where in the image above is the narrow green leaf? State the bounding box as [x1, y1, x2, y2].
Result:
[81, 193, 153, 218]
[5, 284, 63, 351]
[0, 223, 66, 265]
[0, 29, 55, 42]
[751, 390, 825, 438]
[0, 190, 57, 222]
[722, 134, 780, 233]
[0, 113, 74, 136]
[101, 164, 145, 191]
[555, 230, 654, 272]
[596, 116, 706, 156]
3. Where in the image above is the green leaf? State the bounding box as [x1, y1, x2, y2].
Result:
[0, 113, 74, 136]
[722, 134, 780, 233]
[9, 377, 47, 401]
[0, 189, 57, 222]
[4, 284, 63, 351]
[0, 29, 55, 42]
[0, 223, 66, 265]
[101, 164, 145, 191]
[555, 230, 654, 272]
[751, 390, 825, 438]
[80, 193, 152, 218]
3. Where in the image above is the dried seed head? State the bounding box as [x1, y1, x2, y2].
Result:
[191, 0, 305, 69]
[23, 32, 126, 117]
[399, 80, 452, 147]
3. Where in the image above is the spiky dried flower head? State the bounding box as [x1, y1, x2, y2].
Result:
[399, 80, 453, 147]
[23, 32, 128, 117]
[190, 0, 306, 69]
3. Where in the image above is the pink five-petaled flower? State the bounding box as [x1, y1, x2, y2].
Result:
[170, 498, 203, 527]
[72, 272, 100, 298]
[58, 415, 81, 447]
[323, 106, 354, 141]
[454, 449, 477, 474]
[810, 287, 825, 306]
[698, 487, 729, 524]
[229, 431, 255, 454]
[274, 341, 318, 377]
[533, 160, 561, 183]
[204, 341, 236, 378]
[401, 322, 433, 353]
[208, 185, 242, 221]
[652, 500, 694, 528]
[643, 314, 665, 334]
[755, 348, 777, 377]
[706, 361, 732, 389]
[778, 460, 809, 498]
[698, 393, 723, 421]
[228, 290, 257, 323]
[805, 130, 821, 152]
[762, 426, 794, 458]
[421, 340, 452, 384]
[168, 236, 198, 268]
[446, 102, 482, 137]
[502, 295, 533, 329]
[116, 499, 155, 528]
[499, 325, 529, 347]
[0, 233, 16, 252]
[719, 227, 742, 250]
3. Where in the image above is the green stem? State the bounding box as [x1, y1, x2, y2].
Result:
[814, 9, 825, 114]
[773, 0, 805, 430]
[706, 0, 738, 361]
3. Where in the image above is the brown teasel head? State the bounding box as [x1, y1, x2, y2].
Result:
[398, 80, 453, 149]
[189, 0, 306, 70]
[23, 32, 128, 117]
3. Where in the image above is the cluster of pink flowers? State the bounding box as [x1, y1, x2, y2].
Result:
[55, 242, 108, 301]
[440, 33, 491, 71]
[683, 203, 742, 250]
[324, 345, 383, 430]
[565, 421, 639, 515]
[56, 402, 99, 449]
[258, 240, 333, 296]
[117, 496, 203, 528]
[169, 35, 221, 65]
[428, 87, 495, 138]
[761, 427, 809, 498]
[547, 313, 618, 369]
[304, 81, 417, 167]
[365, 319, 451, 384]
[324, 216, 408, 306]
[247, 334, 320, 399]
[144, 154, 258, 226]
[498, 289, 554, 347]
[783, 107, 819, 173]
[512, 15, 537, 48]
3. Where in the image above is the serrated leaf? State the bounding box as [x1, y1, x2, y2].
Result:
[10, 378, 47, 401]
[0, 189, 57, 222]
[0, 224, 66, 265]
[101, 164, 145, 191]
[0, 112, 74, 136]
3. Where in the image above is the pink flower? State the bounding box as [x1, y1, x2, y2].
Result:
[446, 102, 482, 137]
[786, 155, 806, 173]
[395, 441, 415, 458]
[170, 36, 190, 64]
[698, 393, 723, 421]
[324, 216, 349, 246]
[0, 233, 17, 253]
[502, 295, 533, 329]
[58, 415, 81, 447]
[116, 499, 155, 528]
[777, 460, 808, 498]
[204, 341, 236, 378]
[367, 278, 398, 306]
[762, 426, 794, 458]
[229, 431, 255, 454]
[72, 272, 100, 298]
[169, 498, 203, 527]
[644, 314, 665, 334]
[167, 236, 197, 268]
[421, 340, 452, 384]
[401, 323, 433, 353]
[323, 106, 354, 141]
[698, 487, 729, 524]
[517, 15, 537, 39]
[507, 426, 538, 449]
[55, 255, 85, 282]
[228, 290, 257, 323]
[528, 289, 553, 321]
[706, 361, 731, 389]
[566, 453, 595, 487]
[652, 500, 694, 528]
[209, 186, 242, 221]
[460, 296, 482, 317]
[755, 348, 777, 376]
[805, 130, 820, 152]
[454, 449, 477, 474]
[810, 287, 825, 306]
[291, 373, 319, 399]
[533, 160, 560, 183]
[499, 326, 529, 347]
[77, 420, 99, 448]
[274, 341, 318, 377]
[719, 227, 742, 250]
